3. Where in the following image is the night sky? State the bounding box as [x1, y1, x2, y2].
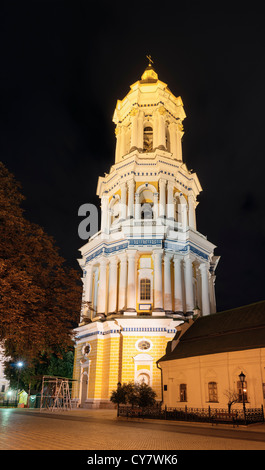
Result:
[1, 4, 265, 312]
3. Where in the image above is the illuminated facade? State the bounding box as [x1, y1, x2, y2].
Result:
[158, 301, 265, 411]
[72, 62, 219, 408]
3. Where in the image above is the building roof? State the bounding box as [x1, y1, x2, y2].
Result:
[158, 300, 265, 363]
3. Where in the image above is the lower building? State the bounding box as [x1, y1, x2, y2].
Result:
[158, 301, 265, 411]
[72, 315, 177, 408]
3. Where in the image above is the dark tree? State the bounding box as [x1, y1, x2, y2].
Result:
[0, 162, 82, 370]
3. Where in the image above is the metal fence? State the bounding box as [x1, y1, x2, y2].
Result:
[118, 404, 264, 425]
[0, 400, 18, 408]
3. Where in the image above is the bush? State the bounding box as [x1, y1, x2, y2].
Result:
[110, 381, 157, 414]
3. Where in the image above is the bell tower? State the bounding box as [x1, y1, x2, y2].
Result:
[72, 60, 220, 408]
[113, 60, 185, 163]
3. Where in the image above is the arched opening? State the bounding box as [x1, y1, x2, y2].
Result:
[143, 126, 153, 152]
[139, 187, 154, 219]
[136, 372, 150, 385]
[80, 370, 88, 406]
[166, 122, 170, 151]
[140, 203, 153, 219]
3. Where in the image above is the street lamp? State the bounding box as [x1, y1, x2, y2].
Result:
[16, 361, 24, 404]
[239, 371, 246, 424]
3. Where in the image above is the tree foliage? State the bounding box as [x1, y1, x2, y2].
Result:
[110, 381, 157, 410]
[0, 162, 82, 365]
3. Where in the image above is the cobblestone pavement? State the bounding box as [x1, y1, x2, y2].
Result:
[1, 408, 265, 450]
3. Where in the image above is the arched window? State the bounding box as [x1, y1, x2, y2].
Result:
[208, 381, 218, 402]
[140, 278, 151, 301]
[141, 202, 153, 219]
[180, 384, 187, 402]
[143, 126, 153, 152]
[237, 380, 248, 403]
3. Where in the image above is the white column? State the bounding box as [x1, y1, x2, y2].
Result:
[126, 250, 137, 312]
[120, 126, 126, 159]
[153, 192, 159, 219]
[188, 193, 197, 230]
[127, 179, 135, 218]
[115, 126, 121, 163]
[92, 267, 99, 315]
[97, 257, 108, 315]
[176, 124, 183, 161]
[168, 122, 178, 159]
[120, 182, 127, 220]
[153, 112, 159, 149]
[200, 263, 211, 316]
[84, 264, 93, 303]
[167, 182, 174, 219]
[173, 256, 183, 312]
[158, 111, 166, 149]
[153, 250, 164, 311]
[101, 194, 109, 234]
[118, 253, 127, 312]
[130, 111, 138, 150]
[164, 253, 172, 311]
[159, 179, 166, 217]
[209, 273, 217, 314]
[135, 192, 141, 219]
[179, 195, 188, 230]
[137, 111, 144, 150]
[108, 257, 118, 314]
[184, 256, 194, 313]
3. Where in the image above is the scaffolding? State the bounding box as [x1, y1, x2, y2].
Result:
[40, 376, 75, 412]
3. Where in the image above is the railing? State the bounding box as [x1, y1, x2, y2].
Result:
[0, 400, 18, 408]
[118, 404, 264, 425]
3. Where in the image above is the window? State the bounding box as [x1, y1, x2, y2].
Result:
[140, 278, 151, 301]
[237, 380, 248, 402]
[82, 344, 91, 356]
[137, 340, 151, 351]
[141, 202, 153, 219]
[208, 381, 218, 402]
[180, 383, 187, 402]
[143, 126, 153, 152]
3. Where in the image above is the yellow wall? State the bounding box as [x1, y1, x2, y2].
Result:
[73, 330, 173, 405]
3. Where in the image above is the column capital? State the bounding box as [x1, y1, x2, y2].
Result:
[159, 177, 167, 186]
[164, 252, 173, 262]
[118, 252, 127, 262]
[84, 263, 93, 272]
[184, 254, 194, 264]
[152, 249, 164, 259]
[109, 256, 118, 266]
[199, 262, 209, 272]
[167, 180, 175, 189]
[127, 178, 135, 187]
[98, 256, 108, 267]
[173, 254, 183, 263]
[127, 249, 137, 259]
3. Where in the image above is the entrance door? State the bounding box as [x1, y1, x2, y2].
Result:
[80, 370, 88, 406]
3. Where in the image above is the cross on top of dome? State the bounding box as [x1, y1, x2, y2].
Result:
[141, 55, 158, 82]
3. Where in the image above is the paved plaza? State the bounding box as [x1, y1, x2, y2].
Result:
[1, 408, 265, 451]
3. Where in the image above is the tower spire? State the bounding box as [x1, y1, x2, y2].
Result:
[146, 54, 154, 66]
[141, 55, 158, 82]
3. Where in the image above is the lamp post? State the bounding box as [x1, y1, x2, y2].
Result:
[239, 371, 246, 424]
[16, 361, 24, 405]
